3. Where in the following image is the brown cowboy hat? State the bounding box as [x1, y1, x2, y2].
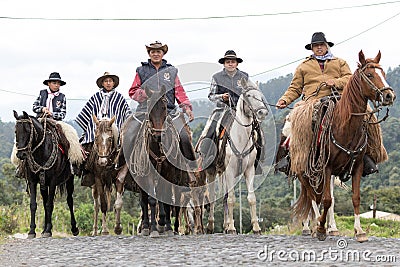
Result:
[96, 72, 119, 89]
[305, 32, 334, 50]
[145, 41, 168, 54]
[43, 72, 66, 86]
[218, 50, 243, 64]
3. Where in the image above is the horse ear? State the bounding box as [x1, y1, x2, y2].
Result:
[13, 110, 19, 119]
[109, 116, 116, 126]
[359, 50, 366, 66]
[92, 114, 99, 126]
[374, 50, 381, 63]
[240, 78, 248, 89]
[22, 111, 29, 118]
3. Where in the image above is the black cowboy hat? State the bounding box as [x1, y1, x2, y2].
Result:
[43, 72, 66, 86]
[305, 32, 334, 50]
[145, 41, 168, 54]
[96, 72, 119, 89]
[218, 50, 243, 64]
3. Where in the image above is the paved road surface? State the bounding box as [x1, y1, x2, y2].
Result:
[0, 234, 399, 266]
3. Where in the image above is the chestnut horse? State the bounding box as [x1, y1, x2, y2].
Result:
[13, 111, 79, 238]
[292, 51, 396, 242]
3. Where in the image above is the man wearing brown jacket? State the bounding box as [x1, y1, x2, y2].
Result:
[276, 32, 383, 177]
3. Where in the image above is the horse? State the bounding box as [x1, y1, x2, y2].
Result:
[13, 111, 79, 238]
[87, 115, 121, 236]
[127, 85, 190, 237]
[199, 78, 269, 234]
[291, 50, 396, 242]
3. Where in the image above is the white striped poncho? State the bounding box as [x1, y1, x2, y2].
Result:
[75, 90, 131, 144]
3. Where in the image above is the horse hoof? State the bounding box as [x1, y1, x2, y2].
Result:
[150, 231, 160, 238]
[101, 231, 109, 236]
[206, 228, 214, 234]
[27, 233, 36, 239]
[114, 226, 122, 235]
[253, 230, 262, 235]
[72, 228, 79, 236]
[141, 229, 150, 236]
[166, 230, 174, 237]
[157, 224, 165, 233]
[226, 229, 237, 235]
[356, 233, 368, 243]
[41, 232, 52, 238]
[328, 230, 339, 236]
[302, 229, 311, 236]
[316, 230, 326, 241]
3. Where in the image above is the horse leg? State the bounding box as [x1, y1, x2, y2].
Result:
[140, 190, 150, 236]
[352, 169, 368, 242]
[92, 186, 99, 236]
[327, 176, 339, 236]
[173, 206, 181, 235]
[191, 186, 204, 235]
[301, 212, 312, 236]
[28, 181, 37, 238]
[100, 185, 111, 236]
[244, 170, 261, 234]
[205, 173, 215, 234]
[114, 165, 128, 235]
[148, 195, 159, 237]
[157, 201, 166, 234]
[42, 182, 57, 238]
[164, 204, 174, 236]
[225, 185, 236, 234]
[66, 175, 79, 236]
[316, 173, 332, 241]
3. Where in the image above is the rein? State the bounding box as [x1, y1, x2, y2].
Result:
[16, 116, 59, 176]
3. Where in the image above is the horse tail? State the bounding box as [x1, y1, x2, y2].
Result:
[291, 178, 312, 223]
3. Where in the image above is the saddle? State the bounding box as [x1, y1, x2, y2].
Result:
[41, 118, 70, 156]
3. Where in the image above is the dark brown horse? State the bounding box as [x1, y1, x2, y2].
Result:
[128, 85, 183, 236]
[13, 111, 79, 238]
[292, 51, 396, 242]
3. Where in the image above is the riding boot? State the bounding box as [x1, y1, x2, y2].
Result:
[254, 127, 265, 175]
[81, 172, 95, 187]
[362, 154, 379, 176]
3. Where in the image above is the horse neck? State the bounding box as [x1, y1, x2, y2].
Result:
[31, 118, 45, 147]
[334, 71, 368, 131]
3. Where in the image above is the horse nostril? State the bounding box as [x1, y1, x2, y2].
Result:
[257, 109, 268, 119]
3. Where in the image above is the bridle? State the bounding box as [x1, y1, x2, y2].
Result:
[15, 116, 58, 174]
[358, 63, 394, 109]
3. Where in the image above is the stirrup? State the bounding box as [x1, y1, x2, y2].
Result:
[275, 156, 290, 174]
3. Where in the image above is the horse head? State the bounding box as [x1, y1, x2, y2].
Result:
[145, 85, 168, 139]
[13, 110, 43, 160]
[92, 114, 118, 166]
[358, 50, 396, 107]
[239, 78, 269, 122]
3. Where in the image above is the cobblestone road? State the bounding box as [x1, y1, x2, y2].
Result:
[0, 234, 399, 266]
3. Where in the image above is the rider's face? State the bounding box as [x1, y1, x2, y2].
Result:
[149, 49, 164, 65]
[312, 42, 328, 57]
[224, 59, 238, 72]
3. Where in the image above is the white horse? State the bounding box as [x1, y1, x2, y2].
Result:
[201, 78, 268, 234]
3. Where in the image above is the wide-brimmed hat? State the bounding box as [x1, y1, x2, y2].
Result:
[145, 41, 168, 54]
[43, 72, 66, 86]
[218, 50, 243, 64]
[96, 72, 119, 89]
[305, 32, 334, 50]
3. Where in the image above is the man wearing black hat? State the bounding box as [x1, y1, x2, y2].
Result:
[33, 72, 67, 120]
[196, 50, 265, 172]
[275, 32, 382, 177]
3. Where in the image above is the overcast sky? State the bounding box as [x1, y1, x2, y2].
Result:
[1, 0, 400, 122]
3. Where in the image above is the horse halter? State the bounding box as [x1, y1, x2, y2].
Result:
[240, 87, 269, 122]
[94, 128, 116, 161]
[358, 63, 394, 108]
[16, 116, 46, 153]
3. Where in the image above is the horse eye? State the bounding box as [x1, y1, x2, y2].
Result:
[367, 73, 373, 78]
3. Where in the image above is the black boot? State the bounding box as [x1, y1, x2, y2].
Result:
[363, 155, 378, 176]
[275, 155, 290, 175]
[81, 172, 95, 187]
